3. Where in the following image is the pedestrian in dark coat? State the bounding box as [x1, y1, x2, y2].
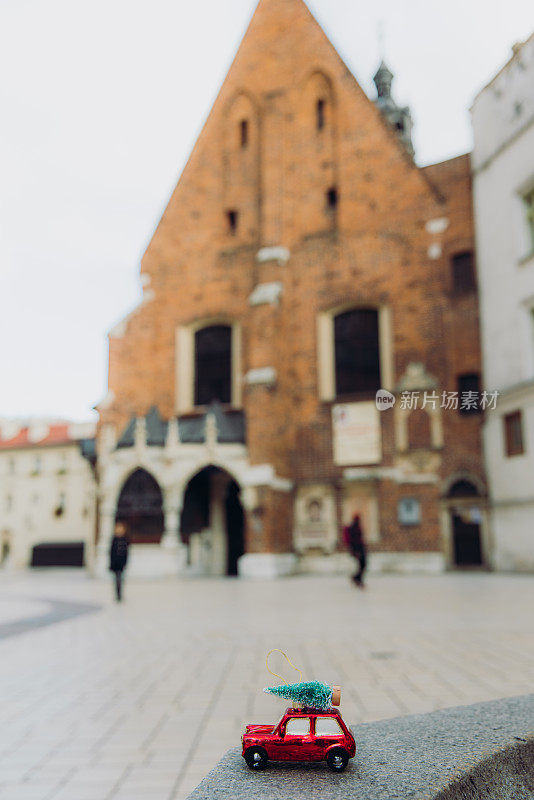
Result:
[109, 521, 129, 601]
[343, 513, 367, 588]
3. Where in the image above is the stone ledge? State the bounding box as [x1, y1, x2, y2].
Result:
[186, 694, 534, 799]
[244, 367, 277, 387]
[256, 246, 290, 265]
[248, 282, 283, 306]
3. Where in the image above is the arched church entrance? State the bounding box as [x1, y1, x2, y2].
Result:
[180, 465, 244, 576]
[447, 479, 484, 567]
[115, 468, 164, 543]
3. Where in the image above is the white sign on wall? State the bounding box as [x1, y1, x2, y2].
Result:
[293, 484, 337, 553]
[332, 402, 382, 466]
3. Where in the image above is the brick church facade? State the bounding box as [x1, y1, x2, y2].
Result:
[96, 0, 487, 577]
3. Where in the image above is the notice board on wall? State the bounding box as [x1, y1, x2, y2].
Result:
[332, 401, 382, 466]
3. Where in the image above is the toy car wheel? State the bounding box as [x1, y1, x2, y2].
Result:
[244, 746, 268, 770]
[326, 748, 349, 772]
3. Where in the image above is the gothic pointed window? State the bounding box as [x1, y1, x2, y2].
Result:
[240, 119, 249, 148]
[316, 98, 325, 131]
[326, 187, 338, 210]
[195, 325, 232, 406]
[334, 309, 380, 397]
[226, 209, 238, 235]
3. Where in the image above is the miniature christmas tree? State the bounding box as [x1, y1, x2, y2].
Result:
[264, 680, 341, 710]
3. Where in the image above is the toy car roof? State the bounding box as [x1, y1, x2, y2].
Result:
[284, 706, 342, 717]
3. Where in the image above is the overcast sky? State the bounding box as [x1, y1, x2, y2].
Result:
[0, 0, 532, 422]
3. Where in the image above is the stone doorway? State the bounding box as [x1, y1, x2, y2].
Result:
[115, 468, 164, 543]
[443, 478, 486, 568]
[451, 513, 483, 566]
[180, 466, 244, 576]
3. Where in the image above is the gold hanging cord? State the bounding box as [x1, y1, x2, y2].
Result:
[265, 649, 303, 686]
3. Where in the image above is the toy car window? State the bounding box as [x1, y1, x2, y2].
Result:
[273, 712, 286, 732]
[315, 717, 343, 736]
[285, 717, 310, 736]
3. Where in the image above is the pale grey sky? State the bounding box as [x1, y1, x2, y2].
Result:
[0, 0, 532, 421]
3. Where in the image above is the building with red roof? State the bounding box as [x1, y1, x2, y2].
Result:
[0, 420, 96, 569]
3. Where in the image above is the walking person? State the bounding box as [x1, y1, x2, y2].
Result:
[109, 520, 130, 602]
[344, 513, 367, 588]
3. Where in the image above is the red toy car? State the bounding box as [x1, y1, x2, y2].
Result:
[242, 706, 356, 772]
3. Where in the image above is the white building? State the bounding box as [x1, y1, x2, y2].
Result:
[471, 33, 534, 571]
[0, 419, 97, 569]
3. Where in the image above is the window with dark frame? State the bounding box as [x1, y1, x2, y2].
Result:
[398, 497, 421, 526]
[334, 309, 380, 397]
[227, 210, 238, 235]
[451, 251, 476, 293]
[194, 325, 232, 406]
[240, 119, 249, 148]
[457, 373, 481, 415]
[504, 410, 525, 457]
[316, 98, 325, 131]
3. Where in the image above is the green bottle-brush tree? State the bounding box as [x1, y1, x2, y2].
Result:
[264, 680, 338, 710]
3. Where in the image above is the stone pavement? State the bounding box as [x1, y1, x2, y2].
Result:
[0, 570, 533, 800]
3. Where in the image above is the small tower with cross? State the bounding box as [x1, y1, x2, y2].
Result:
[373, 60, 414, 157]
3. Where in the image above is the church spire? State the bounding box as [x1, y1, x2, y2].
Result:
[373, 60, 414, 158]
[373, 60, 393, 100]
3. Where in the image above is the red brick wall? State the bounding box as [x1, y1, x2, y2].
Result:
[422, 154, 484, 486]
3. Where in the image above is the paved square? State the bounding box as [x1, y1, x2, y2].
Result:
[0, 571, 533, 799]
